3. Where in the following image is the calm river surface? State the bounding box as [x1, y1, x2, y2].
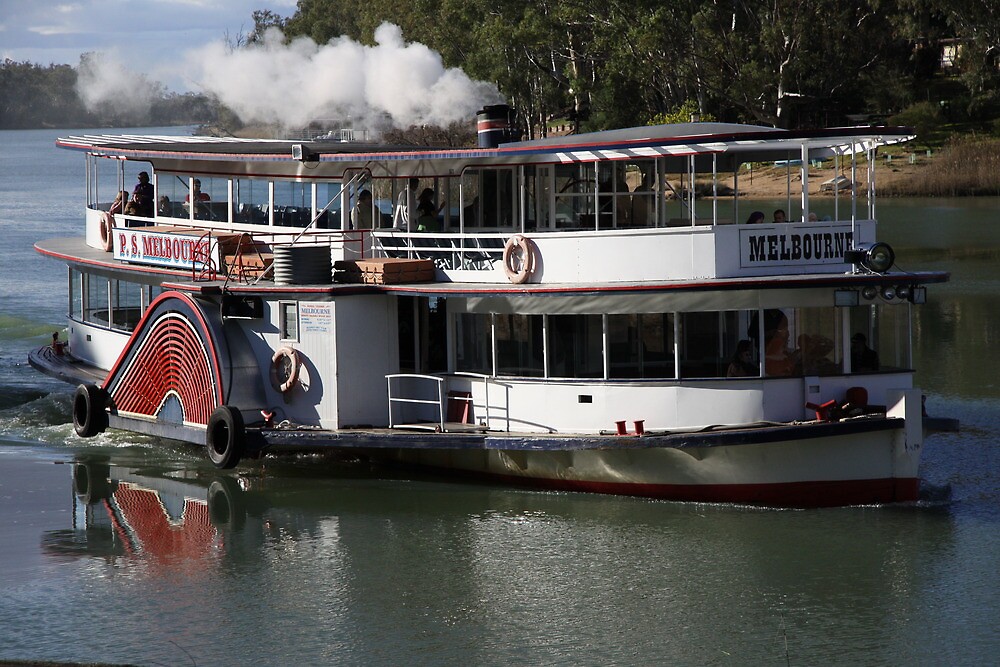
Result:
[1, 128, 998, 666]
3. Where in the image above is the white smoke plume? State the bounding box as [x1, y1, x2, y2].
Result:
[185, 22, 504, 130]
[76, 51, 162, 119]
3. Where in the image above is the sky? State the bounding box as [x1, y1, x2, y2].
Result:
[0, 0, 298, 91]
[0, 1, 503, 129]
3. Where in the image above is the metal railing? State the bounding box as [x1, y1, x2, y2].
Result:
[386, 374, 445, 430]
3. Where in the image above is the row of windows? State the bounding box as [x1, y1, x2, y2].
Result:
[90, 154, 753, 232]
[70, 270, 166, 331]
[452, 305, 909, 380]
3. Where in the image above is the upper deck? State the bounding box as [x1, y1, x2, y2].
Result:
[56, 122, 914, 287]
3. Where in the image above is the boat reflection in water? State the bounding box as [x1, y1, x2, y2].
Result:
[42, 459, 252, 568]
[32, 452, 963, 665]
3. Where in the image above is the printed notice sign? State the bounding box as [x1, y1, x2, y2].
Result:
[300, 302, 333, 334]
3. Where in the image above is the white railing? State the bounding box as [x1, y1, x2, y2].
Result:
[386, 374, 445, 430]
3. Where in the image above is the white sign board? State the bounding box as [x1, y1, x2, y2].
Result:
[739, 225, 854, 268]
[113, 228, 221, 271]
[300, 302, 334, 334]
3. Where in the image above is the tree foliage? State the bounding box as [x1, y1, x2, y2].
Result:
[261, 0, 999, 135]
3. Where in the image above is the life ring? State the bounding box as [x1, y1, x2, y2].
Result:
[269, 346, 301, 393]
[100, 212, 115, 252]
[503, 234, 536, 284]
[206, 405, 246, 469]
[72, 383, 108, 438]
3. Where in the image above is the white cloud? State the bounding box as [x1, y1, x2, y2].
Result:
[183, 23, 502, 130]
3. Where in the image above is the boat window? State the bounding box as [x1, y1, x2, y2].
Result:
[234, 178, 270, 225]
[419, 297, 448, 373]
[608, 313, 675, 379]
[83, 274, 110, 327]
[849, 304, 910, 372]
[455, 313, 491, 374]
[92, 156, 122, 212]
[679, 310, 749, 378]
[462, 168, 515, 229]
[278, 301, 298, 341]
[790, 307, 843, 376]
[622, 161, 657, 228]
[528, 166, 552, 230]
[495, 314, 544, 377]
[157, 176, 226, 221]
[110, 280, 144, 332]
[547, 315, 603, 378]
[69, 269, 83, 320]
[553, 164, 596, 229]
[273, 180, 313, 227]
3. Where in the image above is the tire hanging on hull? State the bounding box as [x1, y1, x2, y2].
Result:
[206, 405, 246, 469]
[73, 383, 108, 438]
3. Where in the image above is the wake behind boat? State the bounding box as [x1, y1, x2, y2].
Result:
[30, 107, 953, 507]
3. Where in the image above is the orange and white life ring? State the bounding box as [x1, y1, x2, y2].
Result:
[269, 347, 301, 393]
[100, 212, 114, 252]
[503, 234, 536, 284]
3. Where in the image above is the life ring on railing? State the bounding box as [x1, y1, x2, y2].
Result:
[269, 346, 301, 393]
[100, 212, 115, 252]
[503, 234, 536, 284]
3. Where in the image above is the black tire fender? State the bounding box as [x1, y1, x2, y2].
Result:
[72, 384, 108, 438]
[206, 405, 246, 469]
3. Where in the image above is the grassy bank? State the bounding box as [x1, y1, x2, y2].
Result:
[880, 137, 1000, 197]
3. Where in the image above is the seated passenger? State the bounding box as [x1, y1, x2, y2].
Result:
[773, 209, 786, 223]
[745, 210, 765, 224]
[727, 340, 758, 377]
[763, 314, 795, 376]
[157, 196, 172, 216]
[184, 178, 211, 218]
[851, 333, 880, 372]
[108, 190, 128, 215]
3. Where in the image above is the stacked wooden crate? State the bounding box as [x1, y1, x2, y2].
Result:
[334, 258, 435, 284]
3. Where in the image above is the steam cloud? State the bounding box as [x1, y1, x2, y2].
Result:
[76, 51, 161, 120]
[185, 23, 504, 130]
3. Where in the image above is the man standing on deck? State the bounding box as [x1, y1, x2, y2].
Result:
[393, 177, 419, 231]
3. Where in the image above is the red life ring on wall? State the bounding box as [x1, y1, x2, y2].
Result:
[100, 212, 115, 252]
[269, 347, 301, 393]
[503, 234, 536, 284]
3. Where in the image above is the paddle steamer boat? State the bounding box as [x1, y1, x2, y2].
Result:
[30, 108, 950, 506]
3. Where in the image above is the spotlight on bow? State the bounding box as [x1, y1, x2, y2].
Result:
[844, 242, 895, 274]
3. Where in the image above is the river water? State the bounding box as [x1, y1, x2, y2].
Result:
[0, 128, 997, 665]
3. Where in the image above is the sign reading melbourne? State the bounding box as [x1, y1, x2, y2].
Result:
[113, 228, 220, 270]
[740, 225, 853, 267]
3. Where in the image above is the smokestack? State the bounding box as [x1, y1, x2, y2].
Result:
[477, 104, 517, 148]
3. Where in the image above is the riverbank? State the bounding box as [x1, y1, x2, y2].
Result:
[730, 136, 1000, 198]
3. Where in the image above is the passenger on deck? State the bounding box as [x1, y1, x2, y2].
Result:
[416, 188, 440, 232]
[773, 209, 786, 223]
[108, 190, 128, 216]
[851, 333, 880, 372]
[393, 177, 419, 231]
[184, 178, 211, 218]
[763, 312, 795, 376]
[130, 171, 154, 218]
[807, 212, 819, 222]
[745, 210, 765, 224]
[157, 196, 172, 217]
[351, 190, 375, 230]
[727, 340, 758, 377]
